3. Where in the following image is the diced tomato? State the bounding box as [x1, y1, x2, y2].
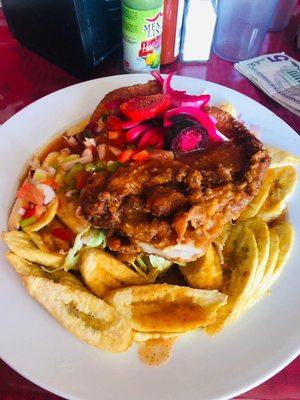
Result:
[74, 170, 90, 190]
[118, 149, 137, 163]
[51, 227, 75, 242]
[23, 206, 36, 219]
[35, 205, 46, 216]
[109, 132, 125, 148]
[17, 183, 44, 205]
[132, 150, 150, 162]
[120, 94, 171, 122]
[40, 177, 60, 190]
[108, 131, 119, 140]
[106, 115, 124, 131]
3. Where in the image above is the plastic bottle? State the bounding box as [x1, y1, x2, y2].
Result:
[161, 0, 185, 65]
[122, 0, 164, 73]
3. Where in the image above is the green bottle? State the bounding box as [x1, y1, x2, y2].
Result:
[122, 0, 164, 73]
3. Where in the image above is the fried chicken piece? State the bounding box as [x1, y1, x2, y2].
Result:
[80, 110, 270, 263]
[80, 79, 270, 263]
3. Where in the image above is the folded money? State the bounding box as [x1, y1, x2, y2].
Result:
[235, 53, 300, 117]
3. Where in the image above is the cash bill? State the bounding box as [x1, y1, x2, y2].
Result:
[235, 53, 300, 117]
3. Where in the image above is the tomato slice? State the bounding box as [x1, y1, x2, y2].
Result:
[35, 205, 46, 216]
[23, 206, 36, 219]
[106, 115, 124, 131]
[120, 94, 171, 122]
[52, 227, 75, 242]
[17, 183, 44, 205]
[118, 149, 137, 163]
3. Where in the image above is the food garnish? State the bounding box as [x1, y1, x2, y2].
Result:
[120, 93, 171, 122]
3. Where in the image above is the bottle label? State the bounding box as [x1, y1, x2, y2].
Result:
[122, 4, 163, 72]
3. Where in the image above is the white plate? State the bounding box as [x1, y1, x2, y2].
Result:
[0, 75, 300, 400]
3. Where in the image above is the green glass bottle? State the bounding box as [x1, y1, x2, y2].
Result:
[122, 0, 164, 73]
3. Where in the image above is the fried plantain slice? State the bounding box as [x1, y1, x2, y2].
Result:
[239, 218, 270, 291]
[257, 167, 297, 222]
[205, 225, 258, 334]
[26, 231, 50, 252]
[267, 221, 294, 289]
[238, 169, 275, 220]
[79, 248, 147, 298]
[105, 284, 227, 333]
[133, 331, 183, 342]
[2, 231, 65, 269]
[5, 252, 87, 291]
[24, 198, 58, 232]
[56, 191, 89, 234]
[267, 147, 300, 168]
[8, 197, 25, 231]
[180, 244, 223, 290]
[213, 222, 233, 264]
[23, 275, 133, 352]
[248, 227, 280, 306]
[220, 103, 237, 118]
[64, 117, 90, 137]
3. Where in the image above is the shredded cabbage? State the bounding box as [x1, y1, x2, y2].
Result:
[63, 226, 106, 271]
[148, 255, 173, 272]
[131, 254, 173, 279]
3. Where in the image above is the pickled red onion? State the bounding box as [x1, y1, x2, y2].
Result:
[152, 72, 210, 108]
[122, 120, 141, 129]
[125, 124, 152, 144]
[151, 71, 164, 85]
[137, 127, 165, 150]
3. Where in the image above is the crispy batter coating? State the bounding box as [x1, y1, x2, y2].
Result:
[80, 83, 270, 262]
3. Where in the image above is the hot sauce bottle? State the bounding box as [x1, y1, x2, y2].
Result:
[122, 0, 163, 73]
[161, 0, 185, 65]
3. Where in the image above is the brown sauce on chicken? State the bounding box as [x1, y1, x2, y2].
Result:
[78, 88, 271, 263]
[80, 130, 270, 262]
[177, 141, 248, 187]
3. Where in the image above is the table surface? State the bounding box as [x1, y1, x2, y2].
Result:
[1, 5, 300, 400]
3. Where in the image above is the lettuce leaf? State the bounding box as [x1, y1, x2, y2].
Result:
[149, 254, 173, 272]
[130, 254, 173, 280]
[63, 226, 106, 271]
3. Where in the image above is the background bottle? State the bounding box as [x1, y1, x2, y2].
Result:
[122, 0, 163, 73]
[161, 0, 185, 65]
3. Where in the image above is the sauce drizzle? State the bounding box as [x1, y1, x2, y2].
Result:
[138, 338, 176, 366]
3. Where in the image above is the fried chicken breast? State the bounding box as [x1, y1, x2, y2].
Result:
[80, 80, 270, 262]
